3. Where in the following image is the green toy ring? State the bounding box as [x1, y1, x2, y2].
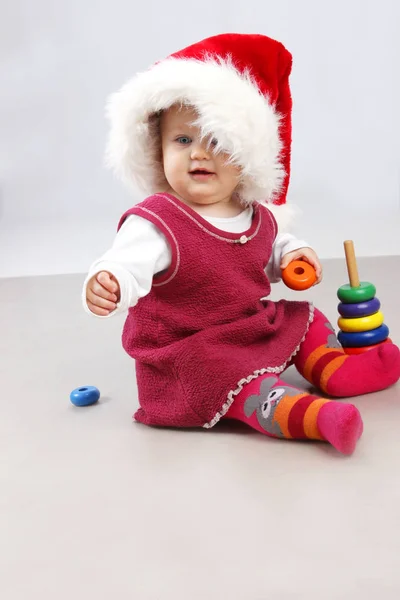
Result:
[337, 282, 376, 304]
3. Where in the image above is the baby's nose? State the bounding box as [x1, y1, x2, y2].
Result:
[190, 142, 211, 160]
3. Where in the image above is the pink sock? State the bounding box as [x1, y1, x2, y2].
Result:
[294, 308, 400, 397]
[225, 374, 363, 455]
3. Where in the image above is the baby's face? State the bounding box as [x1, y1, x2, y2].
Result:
[160, 104, 241, 208]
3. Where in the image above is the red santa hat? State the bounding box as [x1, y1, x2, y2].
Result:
[106, 33, 294, 224]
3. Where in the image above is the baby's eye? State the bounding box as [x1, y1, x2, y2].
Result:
[210, 138, 218, 147]
[176, 136, 192, 145]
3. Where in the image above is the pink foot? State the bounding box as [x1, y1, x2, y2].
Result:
[326, 343, 400, 397]
[317, 402, 363, 455]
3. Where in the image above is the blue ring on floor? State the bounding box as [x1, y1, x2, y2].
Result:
[338, 325, 389, 348]
[337, 297, 381, 318]
[70, 386, 100, 406]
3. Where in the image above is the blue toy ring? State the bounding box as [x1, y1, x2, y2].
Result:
[70, 386, 100, 407]
[338, 297, 381, 318]
[338, 324, 389, 348]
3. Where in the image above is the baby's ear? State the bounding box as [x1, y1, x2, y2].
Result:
[244, 394, 260, 417]
[259, 376, 278, 396]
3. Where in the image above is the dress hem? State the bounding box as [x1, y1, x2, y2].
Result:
[202, 302, 315, 429]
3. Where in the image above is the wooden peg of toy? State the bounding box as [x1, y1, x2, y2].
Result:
[344, 240, 360, 288]
[337, 240, 376, 303]
[281, 260, 317, 291]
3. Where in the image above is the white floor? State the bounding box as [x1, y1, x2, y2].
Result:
[1, 257, 400, 599]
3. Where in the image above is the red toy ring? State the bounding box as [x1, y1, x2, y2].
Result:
[343, 338, 392, 355]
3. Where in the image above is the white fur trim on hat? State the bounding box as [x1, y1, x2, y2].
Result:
[105, 56, 286, 207]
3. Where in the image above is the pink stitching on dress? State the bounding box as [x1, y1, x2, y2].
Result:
[135, 206, 181, 287]
[264, 205, 277, 239]
[157, 194, 262, 243]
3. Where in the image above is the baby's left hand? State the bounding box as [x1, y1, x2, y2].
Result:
[280, 247, 323, 285]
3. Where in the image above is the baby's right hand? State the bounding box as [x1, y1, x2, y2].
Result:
[86, 271, 120, 316]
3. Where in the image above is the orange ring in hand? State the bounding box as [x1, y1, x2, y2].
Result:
[281, 260, 317, 291]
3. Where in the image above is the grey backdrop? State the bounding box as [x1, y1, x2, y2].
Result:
[1, 0, 399, 277]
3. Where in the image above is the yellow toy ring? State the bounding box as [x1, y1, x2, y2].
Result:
[338, 311, 384, 332]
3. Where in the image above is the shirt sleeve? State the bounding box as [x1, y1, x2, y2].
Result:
[82, 215, 172, 318]
[266, 233, 312, 283]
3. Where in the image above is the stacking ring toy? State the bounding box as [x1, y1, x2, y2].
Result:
[338, 310, 384, 332]
[337, 282, 376, 303]
[281, 260, 317, 291]
[337, 241, 391, 352]
[70, 386, 100, 407]
[338, 297, 380, 318]
[343, 339, 392, 355]
[338, 324, 390, 348]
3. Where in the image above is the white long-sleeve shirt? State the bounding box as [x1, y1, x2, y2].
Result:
[83, 207, 311, 317]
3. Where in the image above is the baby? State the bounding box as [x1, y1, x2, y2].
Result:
[83, 33, 400, 454]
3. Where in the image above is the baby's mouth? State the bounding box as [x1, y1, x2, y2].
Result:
[190, 169, 215, 177]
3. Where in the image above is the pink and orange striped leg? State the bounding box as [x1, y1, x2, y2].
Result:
[226, 374, 363, 455]
[294, 308, 400, 397]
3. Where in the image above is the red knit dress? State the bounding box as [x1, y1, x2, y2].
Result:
[118, 193, 313, 428]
